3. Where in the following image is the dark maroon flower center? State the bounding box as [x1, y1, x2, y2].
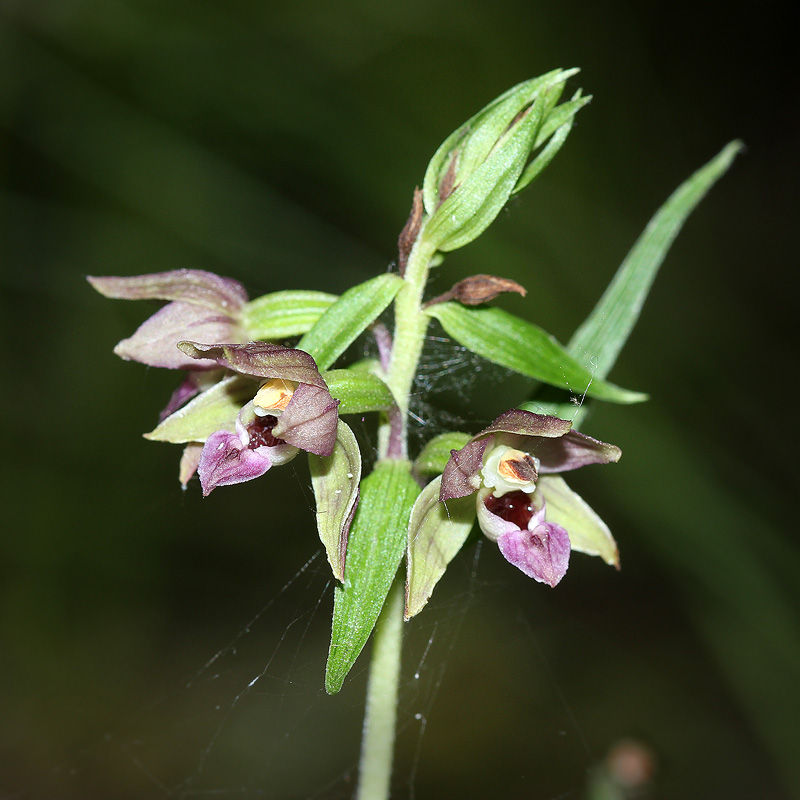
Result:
[246, 414, 285, 449]
[484, 490, 535, 530]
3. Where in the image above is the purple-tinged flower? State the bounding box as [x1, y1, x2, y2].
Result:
[176, 341, 340, 496]
[87, 269, 248, 371]
[440, 409, 620, 586]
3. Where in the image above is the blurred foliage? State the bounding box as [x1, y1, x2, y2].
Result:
[1, 1, 796, 799]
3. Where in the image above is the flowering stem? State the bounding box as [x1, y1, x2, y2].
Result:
[355, 576, 405, 800]
[358, 230, 436, 798]
[378, 233, 437, 460]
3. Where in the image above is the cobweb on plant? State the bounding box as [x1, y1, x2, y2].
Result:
[11, 334, 605, 800]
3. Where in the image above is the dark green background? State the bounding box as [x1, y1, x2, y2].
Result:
[1, 2, 796, 799]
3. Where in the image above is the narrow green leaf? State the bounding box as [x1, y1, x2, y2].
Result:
[539, 475, 619, 567]
[325, 460, 420, 694]
[309, 421, 362, 582]
[298, 274, 404, 371]
[405, 476, 477, 620]
[241, 289, 338, 339]
[413, 431, 472, 478]
[324, 369, 396, 415]
[548, 141, 743, 425]
[571, 140, 744, 379]
[425, 303, 646, 404]
[144, 375, 254, 443]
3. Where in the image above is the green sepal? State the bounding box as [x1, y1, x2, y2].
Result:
[413, 431, 472, 478]
[425, 303, 646, 404]
[405, 476, 476, 620]
[324, 369, 396, 415]
[325, 460, 421, 694]
[144, 375, 255, 443]
[241, 290, 338, 339]
[539, 475, 619, 567]
[309, 421, 362, 582]
[298, 274, 404, 371]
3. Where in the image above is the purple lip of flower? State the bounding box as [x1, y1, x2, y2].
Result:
[478, 488, 571, 587]
[87, 269, 248, 371]
[439, 408, 621, 587]
[197, 412, 298, 496]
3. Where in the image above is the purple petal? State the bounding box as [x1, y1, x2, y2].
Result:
[177, 341, 328, 388]
[88, 270, 247, 312]
[198, 430, 272, 496]
[160, 374, 204, 421]
[273, 382, 339, 456]
[179, 443, 203, 488]
[534, 429, 621, 473]
[115, 302, 240, 369]
[476, 409, 572, 441]
[440, 437, 492, 500]
[497, 522, 571, 587]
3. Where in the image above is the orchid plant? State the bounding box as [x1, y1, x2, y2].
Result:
[89, 69, 740, 800]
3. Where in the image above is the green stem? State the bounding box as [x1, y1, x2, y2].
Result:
[359, 231, 437, 799]
[355, 577, 405, 800]
[378, 235, 438, 459]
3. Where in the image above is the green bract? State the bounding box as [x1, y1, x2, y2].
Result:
[324, 369, 396, 415]
[325, 460, 420, 694]
[298, 273, 404, 371]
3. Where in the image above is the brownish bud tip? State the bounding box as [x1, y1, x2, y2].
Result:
[424, 273, 527, 308]
[397, 187, 424, 277]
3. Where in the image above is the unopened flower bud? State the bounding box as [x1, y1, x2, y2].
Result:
[421, 69, 588, 253]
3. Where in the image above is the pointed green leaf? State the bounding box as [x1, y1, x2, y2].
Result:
[309, 421, 362, 582]
[144, 375, 255, 443]
[571, 140, 744, 379]
[539, 475, 619, 567]
[241, 290, 338, 339]
[405, 476, 477, 620]
[413, 431, 472, 478]
[324, 369, 396, 415]
[425, 303, 646, 404]
[298, 274, 404, 371]
[325, 460, 420, 694]
[545, 141, 743, 425]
